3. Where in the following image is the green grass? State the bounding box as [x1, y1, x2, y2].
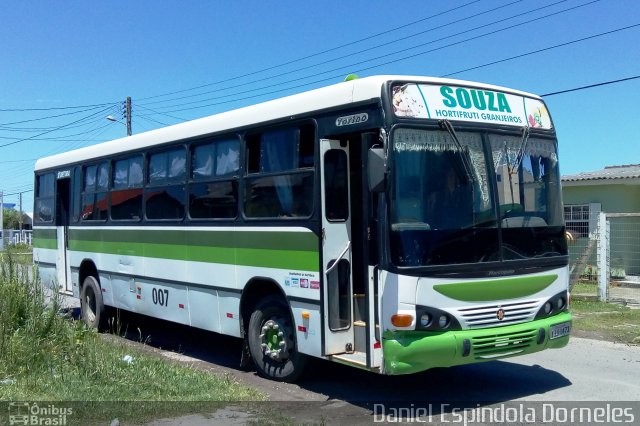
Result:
[0, 243, 33, 265]
[570, 299, 640, 345]
[0, 251, 265, 424]
[571, 281, 598, 295]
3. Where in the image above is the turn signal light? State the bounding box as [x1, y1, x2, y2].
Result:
[391, 314, 414, 327]
[301, 311, 310, 319]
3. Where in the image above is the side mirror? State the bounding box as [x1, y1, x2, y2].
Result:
[367, 147, 386, 192]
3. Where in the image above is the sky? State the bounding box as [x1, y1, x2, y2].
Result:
[1, 0, 639, 212]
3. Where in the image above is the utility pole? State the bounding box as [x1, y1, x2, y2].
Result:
[0, 191, 4, 251]
[125, 96, 132, 136]
[18, 192, 23, 231]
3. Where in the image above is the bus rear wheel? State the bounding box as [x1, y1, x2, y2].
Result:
[80, 276, 106, 331]
[247, 296, 306, 382]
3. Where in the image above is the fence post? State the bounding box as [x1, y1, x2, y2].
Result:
[597, 212, 610, 302]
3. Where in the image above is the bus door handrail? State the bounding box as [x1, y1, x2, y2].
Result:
[325, 241, 351, 275]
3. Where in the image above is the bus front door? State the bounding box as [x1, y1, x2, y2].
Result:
[320, 139, 354, 354]
[55, 177, 72, 293]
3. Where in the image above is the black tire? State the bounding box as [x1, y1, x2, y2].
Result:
[80, 276, 106, 331]
[247, 295, 307, 382]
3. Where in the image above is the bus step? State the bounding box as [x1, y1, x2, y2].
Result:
[354, 320, 366, 352]
[330, 351, 368, 369]
[353, 293, 365, 322]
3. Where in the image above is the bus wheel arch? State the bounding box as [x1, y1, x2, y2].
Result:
[240, 278, 306, 382]
[78, 259, 99, 293]
[78, 260, 106, 330]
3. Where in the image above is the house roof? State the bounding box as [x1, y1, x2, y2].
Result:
[562, 164, 640, 183]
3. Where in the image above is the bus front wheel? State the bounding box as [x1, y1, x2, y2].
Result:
[247, 296, 306, 382]
[80, 276, 106, 330]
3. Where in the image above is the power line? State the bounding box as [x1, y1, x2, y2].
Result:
[441, 23, 640, 77]
[0, 103, 119, 127]
[156, 0, 602, 114]
[134, 104, 187, 122]
[140, 0, 530, 107]
[1, 189, 33, 197]
[136, 114, 169, 127]
[0, 104, 121, 133]
[0, 102, 116, 112]
[541, 75, 640, 97]
[0, 105, 115, 148]
[0, 158, 36, 164]
[137, 0, 483, 102]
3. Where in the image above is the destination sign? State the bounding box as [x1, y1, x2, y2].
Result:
[392, 83, 552, 129]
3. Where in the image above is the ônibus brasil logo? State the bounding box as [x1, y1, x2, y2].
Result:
[8, 402, 73, 426]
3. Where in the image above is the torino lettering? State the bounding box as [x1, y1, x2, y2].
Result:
[440, 86, 512, 113]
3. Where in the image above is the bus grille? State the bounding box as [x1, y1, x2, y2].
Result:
[457, 300, 539, 328]
[471, 329, 537, 359]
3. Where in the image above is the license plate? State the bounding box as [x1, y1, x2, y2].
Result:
[550, 322, 571, 340]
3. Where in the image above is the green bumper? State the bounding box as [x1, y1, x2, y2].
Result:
[383, 311, 571, 375]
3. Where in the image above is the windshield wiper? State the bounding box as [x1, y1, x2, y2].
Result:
[439, 119, 475, 184]
[503, 126, 531, 215]
[508, 126, 531, 174]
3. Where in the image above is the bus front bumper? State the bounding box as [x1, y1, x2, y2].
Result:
[382, 311, 571, 375]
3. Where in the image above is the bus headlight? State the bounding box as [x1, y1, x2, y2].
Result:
[438, 314, 450, 329]
[420, 314, 432, 327]
[543, 302, 552, 315]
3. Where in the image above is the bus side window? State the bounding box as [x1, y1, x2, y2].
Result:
[111, 155, 143, 221]
[146, 148, 186, 220]
[81, 163, 109, 221]
[244, 125, 314, 219]
[188, 138, 240, 219]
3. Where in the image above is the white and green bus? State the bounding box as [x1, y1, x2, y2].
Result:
[33, 75, 571, 381]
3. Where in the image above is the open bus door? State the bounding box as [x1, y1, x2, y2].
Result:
[55, 175, 72, 294]
[320, 139, 354, 354]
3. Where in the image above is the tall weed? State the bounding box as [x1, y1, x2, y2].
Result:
[0, 252, 93, 386]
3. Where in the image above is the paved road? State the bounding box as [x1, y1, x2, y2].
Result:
[93, 309, 640, 424]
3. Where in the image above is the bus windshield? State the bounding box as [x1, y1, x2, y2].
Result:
[390, 127, 566, 268]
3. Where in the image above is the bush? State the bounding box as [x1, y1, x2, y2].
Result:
[0, 252, 94, 387]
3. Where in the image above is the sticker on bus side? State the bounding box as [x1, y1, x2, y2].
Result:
[392, 83, 552, 129]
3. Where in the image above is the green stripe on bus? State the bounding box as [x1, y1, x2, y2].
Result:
[67, 228, 318, 251]
[67, 228, 320, 271]
[433, 274, 558, 302]
[33, 228, 57, 249]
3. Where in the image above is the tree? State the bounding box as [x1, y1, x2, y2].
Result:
[2, 208, 27, 229]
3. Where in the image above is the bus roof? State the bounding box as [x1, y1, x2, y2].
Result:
[35, 75, 541, 171]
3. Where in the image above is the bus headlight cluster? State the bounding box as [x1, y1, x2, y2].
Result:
[535, 291, 569, 320]
[415, 306, 460, 331]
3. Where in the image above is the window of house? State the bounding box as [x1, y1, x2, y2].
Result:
[244, 125, 314, 218]
[564, 203, 600, 238]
